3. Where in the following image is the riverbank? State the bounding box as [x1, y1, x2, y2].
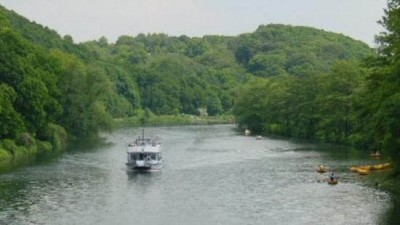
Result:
[0, 124, 67, 173]
[362, 171, 400, 225]
[114, 114, 235, 127]
[0, 141, 58, 173]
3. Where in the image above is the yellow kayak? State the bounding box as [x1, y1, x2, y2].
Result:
[350, 167, 358, 172]
[370, 164, 384, 170]
[357, 169, 369, 175]
[316, 165, 327, 173]
[350, 163, 391, 174]
[382, 163, 392, 169]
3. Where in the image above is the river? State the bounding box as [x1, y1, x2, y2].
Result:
[0, 125, 391, 225]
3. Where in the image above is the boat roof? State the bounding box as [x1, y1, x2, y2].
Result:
[127, 147, 161, 153]
[127, 141, 161, 153]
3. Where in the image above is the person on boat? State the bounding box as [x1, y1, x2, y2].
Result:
[329, 172, 335, 181]
[146, 155, 152, 161]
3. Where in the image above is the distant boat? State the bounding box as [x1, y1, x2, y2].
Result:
[126, 129, 163, 171]
[370, 151, 382, 158]
[327, 173, 338, 184]
[255, 135, 262, 140]
[316, 165, 326, 173]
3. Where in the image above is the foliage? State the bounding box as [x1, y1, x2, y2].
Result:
[360, 0, 400, 171]
[233, 60, 369, 141]
[0, 6, 119, 161]
[0, 3, 381, 166]
[233, 1, 400, 174]
[115, 114, 234, 127]
[0, 147, 12, 162]
[0, 84, 24, 138]
[229, 24, 374, 77]
[41, 123, 67, 151]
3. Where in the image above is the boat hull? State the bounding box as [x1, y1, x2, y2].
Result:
[328, 180, 338, 185]
[126, 160, 163, 171]
[126, 165, 163, 171]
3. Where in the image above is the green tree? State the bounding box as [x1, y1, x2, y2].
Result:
[0, 84, 24, 138]
[233, 78, 270, 132]
[248, 53, 288, 77]
[361, 0, 400, 166]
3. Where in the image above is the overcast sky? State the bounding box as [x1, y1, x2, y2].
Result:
[0, 0, 388, 46]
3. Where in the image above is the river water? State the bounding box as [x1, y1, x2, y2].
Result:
[0, 125, 391, 225]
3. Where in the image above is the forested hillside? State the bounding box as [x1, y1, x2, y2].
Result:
[231, 24, 372, 77]
[0, 4, 379, 164]
[233, 0, 400, 173]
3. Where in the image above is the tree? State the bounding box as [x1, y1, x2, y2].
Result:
[185, 38, 209, 58]
[0, 84, 24, 138]
[361, 0, 400, 166]
[233, 78, 270, 132]
[248, 53, 288, 77]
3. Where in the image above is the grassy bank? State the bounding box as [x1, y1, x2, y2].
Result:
[114, 114, 235, 127]
[0, 124, 67, 172]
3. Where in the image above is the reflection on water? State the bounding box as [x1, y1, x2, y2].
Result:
[0, 125, 393, 225]
[126, 170, 163, 183]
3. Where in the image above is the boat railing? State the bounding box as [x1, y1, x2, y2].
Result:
[128, 139, 161, 147]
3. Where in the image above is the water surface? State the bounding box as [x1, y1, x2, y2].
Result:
[0, 125, 390, 225]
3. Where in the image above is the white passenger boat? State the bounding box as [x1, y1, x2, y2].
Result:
[126, 129, 163, 171]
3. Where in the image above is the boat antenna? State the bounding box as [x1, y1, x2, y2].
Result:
[139, 116, 146, 139]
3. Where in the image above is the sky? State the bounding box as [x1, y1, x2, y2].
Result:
[0, 0, 388, 46]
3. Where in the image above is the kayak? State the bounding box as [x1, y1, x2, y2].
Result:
[370, 164, 384, 170]
[349, 163, 391, 174]
[350, 167, 358, 172]
[328, 180, 338, 185]
[357, 169, 369, 175]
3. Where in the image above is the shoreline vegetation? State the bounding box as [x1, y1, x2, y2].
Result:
[114, 114, 235, 127]
[0, 123, 67, 172]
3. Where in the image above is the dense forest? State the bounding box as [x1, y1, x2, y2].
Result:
[0, 1, 398, 173]
[234, 0, 400, 173]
